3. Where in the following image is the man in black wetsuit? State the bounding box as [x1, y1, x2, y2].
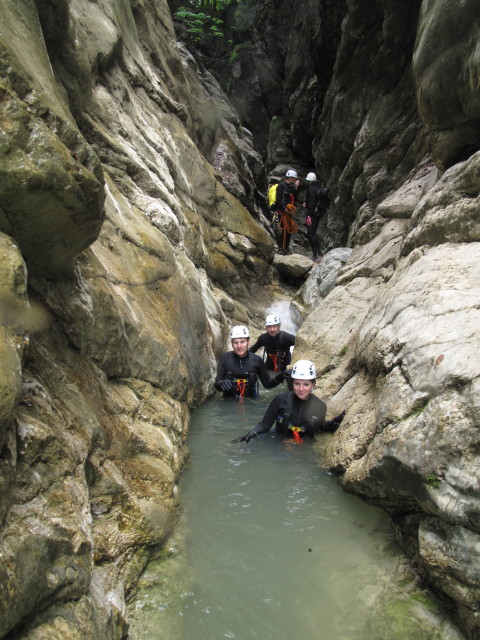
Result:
[232, 359, 346, 442]
[304, 171, 330, 263]
[215, 325, 285, 400]
[249, 314, 295, 372]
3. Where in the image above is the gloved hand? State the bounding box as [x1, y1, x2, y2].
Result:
[219, 379, 233, 392]
[232, 429, 258, 444]
[274, 371, 285, 384]
[283, 369, 292, 379]
[332, 410, 346, 425]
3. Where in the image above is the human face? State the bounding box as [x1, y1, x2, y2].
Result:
[266, 324, 280, 337]
[232, 337, 249, 357]
[293, 379, 314, 400]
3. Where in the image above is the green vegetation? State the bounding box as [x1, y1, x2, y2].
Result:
[337, 345, 348, 357]
[174, 0, 250, 42]
[175, 7, 224, 40]
[425, 474, 441, 489]
[400, 397, 428, 422]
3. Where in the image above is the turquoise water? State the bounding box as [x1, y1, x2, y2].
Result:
[128, 391, 408, 639]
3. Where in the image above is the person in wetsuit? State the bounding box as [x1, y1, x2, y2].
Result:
[249, 313, 295, 372]
[272, 169, 300, 254]
[304, 172, 330, 263]
[215, 325, 285, 400]
[232, 359, 346, 442]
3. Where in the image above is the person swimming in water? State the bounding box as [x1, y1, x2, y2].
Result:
[249, 313, 295, 372]
[232, 359, 345, 442]
[215, 325, 285, 400]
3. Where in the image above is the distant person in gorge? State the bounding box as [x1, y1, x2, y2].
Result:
[215, 325, 286, 401]
[232, 359, 346, 443]
[249, 313, 295, 372]
[304, 172, 330, 263]
[272, 169, 300, 255]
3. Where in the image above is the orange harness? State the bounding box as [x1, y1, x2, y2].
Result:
[279, 203, 298, 249]
[267, 352, 286, 372]
[289, 426, 305, 443]
[235, 378, 247, 401]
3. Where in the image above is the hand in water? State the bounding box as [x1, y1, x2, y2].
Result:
[232, 430, 257, 444]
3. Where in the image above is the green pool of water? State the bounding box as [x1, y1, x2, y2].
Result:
[128, 392, 462, 640]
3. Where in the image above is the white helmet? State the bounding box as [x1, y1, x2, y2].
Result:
[286, 169, 298, 178]
[230, 325, 250, 339]
[291, 359, 316, 380]
[306, 172, 317, 181]
[265, 314, 281, 327]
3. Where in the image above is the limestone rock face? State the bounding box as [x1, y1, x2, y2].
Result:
[292, 248, 352, 319]
[295, 158, 480, 637]
[0, 1, 275, 638]
[412, 0, 480, 168]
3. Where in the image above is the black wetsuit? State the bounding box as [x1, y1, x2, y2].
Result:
[215, 351, 282, 399]
[252, 391, 334, 438]
[305, 182, 329, 259]
[250, 331, 296, 371]
[274, 181, 298, 251]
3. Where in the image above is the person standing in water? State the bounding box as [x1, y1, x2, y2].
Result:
[249, 313, 295, 372]
[232, 359, 345, 442]
[215, 325, 285, 400]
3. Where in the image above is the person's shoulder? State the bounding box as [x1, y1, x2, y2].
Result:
[273, 390, 291, 403]
[248, 351, 263, 365]
[311, 393, 327, 408]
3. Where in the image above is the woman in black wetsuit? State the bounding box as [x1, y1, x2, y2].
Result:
[215, 325, 285, 400]
[232, 359, 345, 442]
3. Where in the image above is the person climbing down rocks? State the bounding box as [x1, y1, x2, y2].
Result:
[304, 171, 330, 263]
[232, 359, 346, 443]
[215, 325, 286, 401]
[249, 313, 296, 372]
[272, 169, 300, 255]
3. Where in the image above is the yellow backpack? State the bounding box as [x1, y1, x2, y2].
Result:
[268, 183, 278, 208]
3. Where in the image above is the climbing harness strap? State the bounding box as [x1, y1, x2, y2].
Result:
[280, 204, 298, 249]
[267, 351, 286, 372]
[289, 425, 305, 442]
[235, 378, 247, 400]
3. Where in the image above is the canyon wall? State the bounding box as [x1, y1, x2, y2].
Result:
[0, 0, 479, 638]
[0, 0, 276, 637]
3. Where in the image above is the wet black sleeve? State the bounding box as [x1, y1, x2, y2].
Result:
[282, 332, 296, 348]
[257, 358, 282, 389]
[320, 410, 346, 432]
[275, 181, 288, 209]
[250, 334, 266, 353]
[306, 184, 316, 216]
[254, 394, 285, 433]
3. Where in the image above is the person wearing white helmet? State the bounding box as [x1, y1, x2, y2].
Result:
[250, 313, 296, 372]
[304, 171, 330, 263]
[215, 325, 285, 400]
[232, 359, 345, 443]
[271, 169, 300, 255]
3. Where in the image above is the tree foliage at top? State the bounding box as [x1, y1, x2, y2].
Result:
[174, 0, 250, 43]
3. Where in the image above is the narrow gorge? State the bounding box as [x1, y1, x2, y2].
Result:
[0, 0, 479, 638]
